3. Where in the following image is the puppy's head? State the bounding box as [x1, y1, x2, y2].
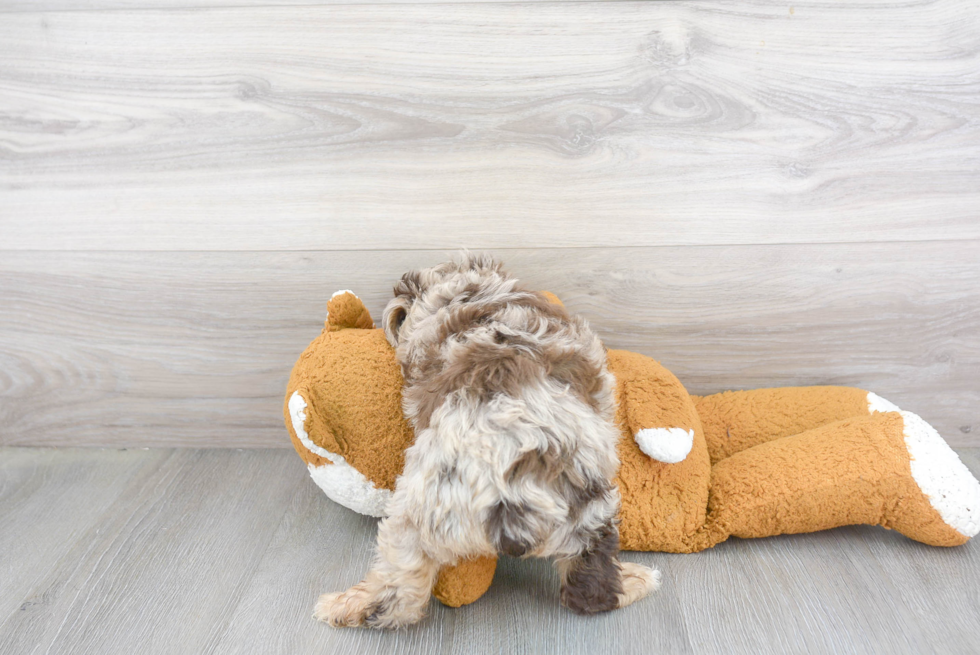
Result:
[382, 252, 505, 353]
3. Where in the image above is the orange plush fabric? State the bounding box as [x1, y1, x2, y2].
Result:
[284, 291, 980, 608]
[694, 387, 870, 464]
[607, 350, 710, 552]
[284, 293, 414, 491]
[705, 412, 968, 548]
[432, 556, 499, 608]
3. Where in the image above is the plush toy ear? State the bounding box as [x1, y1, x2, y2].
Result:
[382, 295, 411, 346]
[325, 290, 375, 331]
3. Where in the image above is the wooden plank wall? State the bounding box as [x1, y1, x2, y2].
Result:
[1, 0, 978, 447]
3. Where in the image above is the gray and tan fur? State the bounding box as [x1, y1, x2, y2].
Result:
[315, 253, 660, 628]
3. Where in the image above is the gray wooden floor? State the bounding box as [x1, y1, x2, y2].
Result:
[2, 447, 978, 655]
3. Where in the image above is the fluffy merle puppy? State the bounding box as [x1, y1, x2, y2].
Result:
[315, 254, 659, 628]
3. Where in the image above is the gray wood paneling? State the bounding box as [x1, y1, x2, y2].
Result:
[1, 244, 978, 448]
[1, 447, 978, 655]
[2, 0, 978, 250]
[0, 0, 610, 10]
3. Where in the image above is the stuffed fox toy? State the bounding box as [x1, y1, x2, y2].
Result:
[284, 290, 980, 607]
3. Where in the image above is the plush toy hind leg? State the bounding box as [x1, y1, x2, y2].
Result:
[695, 386, 890, 463]
[688, 411, 980, 552]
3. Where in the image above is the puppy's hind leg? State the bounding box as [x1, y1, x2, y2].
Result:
[314, 513, 440, 629]
[555, 497, 660, 614]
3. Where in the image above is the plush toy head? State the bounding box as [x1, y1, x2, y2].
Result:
[284, 291, 410, 517]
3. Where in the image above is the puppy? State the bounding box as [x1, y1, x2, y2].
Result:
[315, 253, 659, 628]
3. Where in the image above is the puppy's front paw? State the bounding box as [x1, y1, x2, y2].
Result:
[314, 584, 424, 629]
[314, 586, 373, 628]
[617, 562, 661, 608]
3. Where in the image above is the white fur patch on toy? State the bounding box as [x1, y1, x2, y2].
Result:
[867, 392, 901, 414]
[634, 427, 694, 464]
[288, 391, 391, 518]
[307, 462, 390, 518]
[900, 410, 980, 538]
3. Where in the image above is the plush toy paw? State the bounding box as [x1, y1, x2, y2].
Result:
[867, 393, 979, 539]
[617, 562, 661, 608]
[899, 410, 980, 539]
[634, 427, 694, 463]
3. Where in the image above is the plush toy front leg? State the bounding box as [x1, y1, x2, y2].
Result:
[432, 556, 498, 608]
[693, 411, 980, 551]
[694, 386, 877, 463]
[605, 350, 713, 551]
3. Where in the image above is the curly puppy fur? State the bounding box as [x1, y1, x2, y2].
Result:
[315, 253, 659, 628]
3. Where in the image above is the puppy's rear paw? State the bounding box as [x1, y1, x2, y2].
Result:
[617, 562, 661, 608]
